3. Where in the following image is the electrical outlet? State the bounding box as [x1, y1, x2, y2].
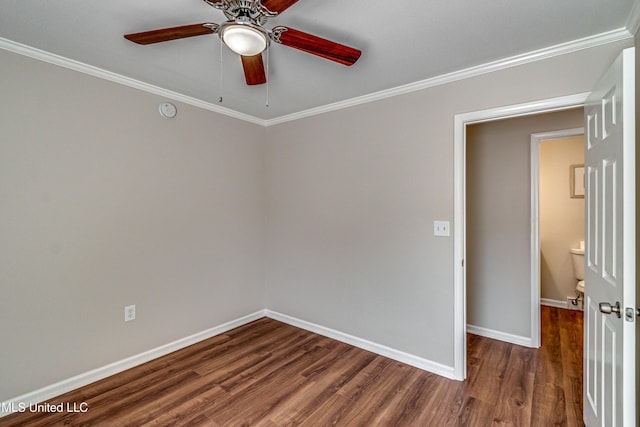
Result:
[434, 220, 451, 237]
[124, 304, 136, 322]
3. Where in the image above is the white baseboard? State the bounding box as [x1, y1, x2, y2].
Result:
[540, 298, 568, 309]
[0, 310, 266, 418]
[466, 324, 533, 348]
[265, 310, 457, 381]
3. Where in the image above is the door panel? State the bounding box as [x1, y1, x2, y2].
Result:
[586, 164, 599, 272]
[602, 158, 616, 285]
[585, 297, 598, 412]
[583, 47, 635, 427]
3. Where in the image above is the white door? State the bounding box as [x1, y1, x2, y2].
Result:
[583, 47, 636, 427]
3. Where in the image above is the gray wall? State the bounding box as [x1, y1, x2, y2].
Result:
[466, 110, 584, 338]
[0, 49, 266, 401]
[265, 41, 630, 364]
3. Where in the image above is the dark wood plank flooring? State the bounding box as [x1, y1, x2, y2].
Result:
[1, 306, 583, 426]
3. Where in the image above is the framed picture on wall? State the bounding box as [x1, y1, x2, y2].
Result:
[570, 164, 584, 198]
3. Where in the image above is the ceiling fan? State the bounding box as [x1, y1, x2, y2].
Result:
[124, 0, 362, 86]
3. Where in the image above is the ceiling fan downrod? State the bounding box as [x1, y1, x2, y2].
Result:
[203, 0, 277, 26]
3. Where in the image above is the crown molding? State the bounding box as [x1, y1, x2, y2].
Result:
[1, 27, 632, 128]
[627, 0, 640, 37]
[0, 38, 268, 127]
[266, 28, 632, 126]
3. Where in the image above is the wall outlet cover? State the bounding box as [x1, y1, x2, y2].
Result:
[125, 304, 136, 322]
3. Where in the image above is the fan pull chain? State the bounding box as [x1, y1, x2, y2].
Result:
[218, 37, 223, 103]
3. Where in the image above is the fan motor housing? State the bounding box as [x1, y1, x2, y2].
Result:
[204, 0, 275, 26]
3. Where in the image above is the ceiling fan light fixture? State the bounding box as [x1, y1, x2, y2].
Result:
[220, 23, 267, 56]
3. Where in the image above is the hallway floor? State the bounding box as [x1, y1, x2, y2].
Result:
[464, 305, 583, 426]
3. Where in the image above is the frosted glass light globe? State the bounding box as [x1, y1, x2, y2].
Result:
[222, 25, 267, 56]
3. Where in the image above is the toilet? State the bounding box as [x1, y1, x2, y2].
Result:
[570, 240, 585, 304]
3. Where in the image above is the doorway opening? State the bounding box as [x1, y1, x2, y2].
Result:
[532, 128, 585, 316]
[452, 93, 588, 380]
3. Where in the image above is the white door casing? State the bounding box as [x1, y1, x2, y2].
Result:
[453, 93, 589, 380]
[583, 47, 636, 427]
[530, 126, 584, 338]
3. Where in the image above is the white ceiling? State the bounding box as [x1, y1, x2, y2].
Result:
[0, 0, 637, 122]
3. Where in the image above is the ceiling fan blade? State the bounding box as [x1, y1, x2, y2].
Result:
[124, 23, 216, 45]
[261, 0, 300, 14]
[241, 54, 267, 85]
[273, 27, 361, 66]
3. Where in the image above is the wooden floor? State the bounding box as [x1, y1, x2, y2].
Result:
[2, 306, 583, 426]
